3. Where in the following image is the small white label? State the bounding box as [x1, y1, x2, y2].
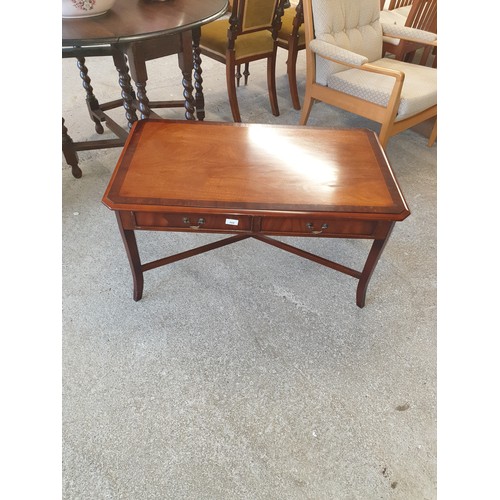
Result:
[225, 218, 239, 226]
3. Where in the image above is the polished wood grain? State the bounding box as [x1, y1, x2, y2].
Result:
[102, 119, 410, 307]
[104, 120, 408, 218]
[62, 0, 229, 45]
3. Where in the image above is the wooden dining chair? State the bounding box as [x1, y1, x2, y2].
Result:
[381, 0, 437, 66]
[199, 0, 287, 122]
[276, 0, 305, 110]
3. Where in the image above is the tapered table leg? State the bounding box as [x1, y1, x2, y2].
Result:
[356, 222, 395, 308]
[116, 213, 144, 301]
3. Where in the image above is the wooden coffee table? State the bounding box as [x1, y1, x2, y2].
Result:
[102, 119, 410, 307]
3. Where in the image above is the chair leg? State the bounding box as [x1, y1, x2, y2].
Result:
[378, 123, 391, 149]
[236, 64, 242, 87]
[299, 88, 313, 125]
[403, 51, 418, 64]
[267, 53, 280, 117]
[419, 46, 432, 66]
[428, 119, 437, 147]
[432, 47, 437, 68]
[226, 61, 242, 122]
[287, 41, 301, 110]
[243, 62, 250, 85]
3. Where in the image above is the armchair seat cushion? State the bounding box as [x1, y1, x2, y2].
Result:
[201, 19, 275, 59]
[326, 58, 436, 121]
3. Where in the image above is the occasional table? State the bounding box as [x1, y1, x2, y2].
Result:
[102, 119, 410, 307]
[62, 0, 228, 177]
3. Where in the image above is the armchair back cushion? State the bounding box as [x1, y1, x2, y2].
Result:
[312, 0, 383, 84]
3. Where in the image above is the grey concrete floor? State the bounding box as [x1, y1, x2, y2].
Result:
[61, 45, 437, 499]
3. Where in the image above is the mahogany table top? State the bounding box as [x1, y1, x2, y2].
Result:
[103, 119, 409, 220]
[62, 0, 228, 46]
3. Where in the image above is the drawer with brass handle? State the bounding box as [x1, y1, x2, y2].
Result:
[130, 212, 253, 232]
[260, 217, 378, 237]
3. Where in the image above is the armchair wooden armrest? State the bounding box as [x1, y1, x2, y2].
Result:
[310, 38, 368, 66]
[310, 37, 405, 83]
[309, 38, 406, 119]
[304, 45, 408, 140]
[382, 22, 437, 47]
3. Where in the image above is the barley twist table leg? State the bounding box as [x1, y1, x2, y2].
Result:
[135, 82, 151, 120]
[76, 56, 105, 134]
[192, 27, 205, 121]
[177, 31, 196, 120]
[112, 50, 138, 129]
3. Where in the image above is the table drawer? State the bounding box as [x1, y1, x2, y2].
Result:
[131, 212, 252, 231]
[260, 217, 378, 237]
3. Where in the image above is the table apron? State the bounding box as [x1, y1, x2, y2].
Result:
[119, 210, 394, 239]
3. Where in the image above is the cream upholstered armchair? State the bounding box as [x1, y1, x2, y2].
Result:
[299, 0, 437, 147]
